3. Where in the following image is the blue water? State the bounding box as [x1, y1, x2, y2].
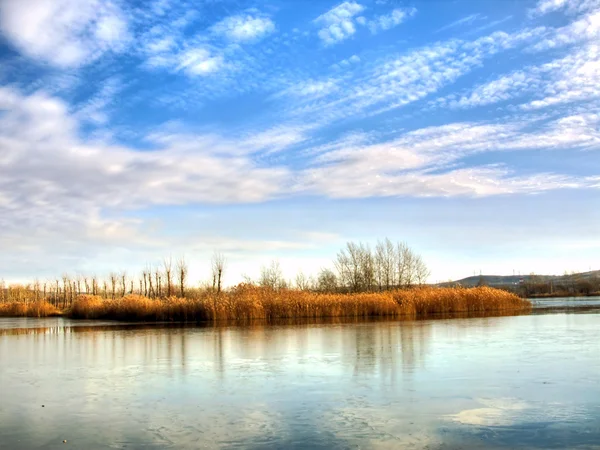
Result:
[0, 303, 599, 449]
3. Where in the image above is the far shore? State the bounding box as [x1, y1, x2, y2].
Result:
[527, 292, 600, 299]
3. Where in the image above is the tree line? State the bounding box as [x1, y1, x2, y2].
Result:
[0, 238, 430, 305]
[254, 238, 429, 293]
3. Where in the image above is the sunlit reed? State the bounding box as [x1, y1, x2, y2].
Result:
[67, 285, 530, 322]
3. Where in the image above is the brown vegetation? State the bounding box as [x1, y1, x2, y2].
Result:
[0, 239, 533, 322]
[67, 285, 530, 322]
[0, 300, 61, 317]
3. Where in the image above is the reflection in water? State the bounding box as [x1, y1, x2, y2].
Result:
[1, 312, 600, 449]
[0, 320, 446, 380]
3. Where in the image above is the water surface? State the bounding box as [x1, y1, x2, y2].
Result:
[1, 302, 599, 449]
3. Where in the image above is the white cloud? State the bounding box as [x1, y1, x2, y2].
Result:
[0, 88, 291, 260]
[442, 38, 600, 113]
[177, 48, 223, 76]
[314, 1, 365, 45]
[145, 36, 176, 54]
[278, 79, 339, 99]
[367, 7, 416, 34]
[530, 9, 600, 51]
[530, 0, 571, 16]
[0, 0, 131, 68]
[283, 27, 545, 124]
[331, 54, 361, 70]
[521, 44, 600, 110]
[147, 123, 309, 156]
[294, 115, 600, 199]
[299, 162, 584, 199]
[211, 14, 275, 42]
[529, 0, 599, 16]
[440, 70, 538, 109]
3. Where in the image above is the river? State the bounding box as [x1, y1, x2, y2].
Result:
[1, 298, 599, 449]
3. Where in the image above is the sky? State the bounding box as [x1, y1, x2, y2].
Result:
[0, 0, 599, 286]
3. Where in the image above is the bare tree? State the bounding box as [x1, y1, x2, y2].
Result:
[164, 257, 173, 297]
[91, 276, 98, 296]
[335, 242, 363, 292]
[259, 260, 285, 289]
[154, 268, 162, 298]
[147, 267, 154, 298]
[142, 270, 148, 297]
[120, 272, 127, 297]
[359, 243, 375, 292]
[33, 279, 40, 302]
[295, 270, 311, 290]
[62, 275, 69, 307]
[396, 242, 408, 288]
[414, 255, 430, 285]
[109, 273, 117, 299]
[240, 273, 254, 285]
[211, 252, 226, 293]
[333, 239, 427, 291]
[177, 257, 188, 297]
[375, 241, 385, 291]
[317, 268, 338, 292]
[382, 238, 397, 290]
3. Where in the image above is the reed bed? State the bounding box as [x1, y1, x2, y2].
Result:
[0, 300, 61, 317]
[67, 285, 530, 322]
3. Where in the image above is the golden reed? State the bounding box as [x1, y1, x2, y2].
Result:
[67, 285, 530, 322]
[0, 301, 61, 318]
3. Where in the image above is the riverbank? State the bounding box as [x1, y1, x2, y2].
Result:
[527, 292, 600, 299]
[0, 286, 530, 321]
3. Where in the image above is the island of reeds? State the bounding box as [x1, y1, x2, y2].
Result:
[0, 239, 531, 322]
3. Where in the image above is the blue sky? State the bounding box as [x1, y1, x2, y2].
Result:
[0, 0, 599, 285]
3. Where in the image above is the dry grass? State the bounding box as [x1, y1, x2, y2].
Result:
[0, 300, 62, 318]
[67, 285, 530, 322]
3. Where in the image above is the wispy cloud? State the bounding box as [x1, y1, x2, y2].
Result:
[275, 79, 340, 100]
[177, 47, 224, 76]
[211, 13, 276, 42]
[528, 0, 598, 17]
[465, 16, 514, 35]
[522, 44, 600, 110]
[296, 116, 600, 199]
[367, 7, 417, 34]
[436, 35, 600, 113]
[435, 13, 483, 33]
[314, 1, 365, 45]
[73, 77, 124, 125]
[278, 27, 546, 125]
[530, 9, 600, 51]
[436, 70, 537, 109]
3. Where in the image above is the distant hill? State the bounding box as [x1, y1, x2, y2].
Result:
[438, 270, 600, 287]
